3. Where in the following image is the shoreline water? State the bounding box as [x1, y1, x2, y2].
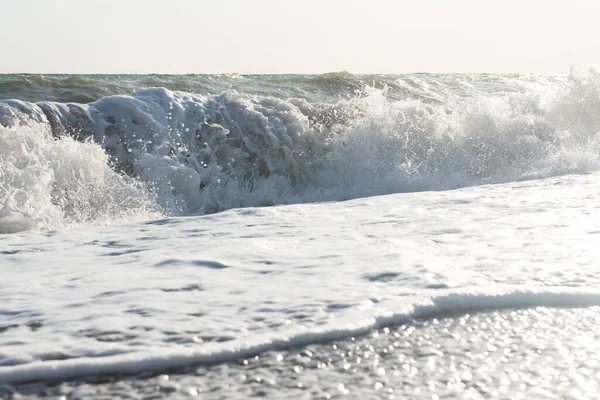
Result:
[2, 73, 600, 398]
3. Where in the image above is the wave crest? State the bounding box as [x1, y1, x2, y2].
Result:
[1, 71, 600, 232]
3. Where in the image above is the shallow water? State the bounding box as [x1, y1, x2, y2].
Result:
[2, 172, 600, 387]
[7, 307, 600, 399]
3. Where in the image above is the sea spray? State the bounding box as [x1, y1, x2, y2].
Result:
[0, 123, 158, 233]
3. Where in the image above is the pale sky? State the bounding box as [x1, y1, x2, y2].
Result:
[1, 0, 599, 74]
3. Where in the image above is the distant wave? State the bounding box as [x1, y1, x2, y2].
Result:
[1, 70, 600, 232]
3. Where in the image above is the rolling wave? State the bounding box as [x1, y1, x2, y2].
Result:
[1, 70, 599, 232]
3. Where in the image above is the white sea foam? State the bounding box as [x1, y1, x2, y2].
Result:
[1, 286, 600, 384]
[1, 170, 600, 383]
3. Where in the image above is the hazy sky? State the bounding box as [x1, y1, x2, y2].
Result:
[1, 0, 599, 74]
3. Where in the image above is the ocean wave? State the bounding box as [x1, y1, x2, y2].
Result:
[1, 71, 600, 232]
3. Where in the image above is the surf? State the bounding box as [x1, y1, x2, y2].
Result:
[1, 70, 600, 233]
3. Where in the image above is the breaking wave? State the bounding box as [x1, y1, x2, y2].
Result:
[1, 70, 600, 232]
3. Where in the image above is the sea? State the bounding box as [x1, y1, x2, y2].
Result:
[1, 71, 600, 399]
